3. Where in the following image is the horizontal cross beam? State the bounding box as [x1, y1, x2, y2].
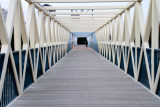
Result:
[60, 22, 106, 24]
[48, 11, 119, 15]
[43, 6, 126, 10]
[33, 0, 141, 3]
[57, 19, 110, 21]
[54, 15, 114, 19]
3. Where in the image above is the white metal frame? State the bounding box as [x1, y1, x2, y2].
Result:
[0, 0, 71, 101]
[94, 0, 160, 95]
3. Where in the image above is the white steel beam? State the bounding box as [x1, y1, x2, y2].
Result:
[60, 22, 107, 24]
[95, 2, 135, 31]
[43, 6, 126, 10]
[33, 0, 141, 3]
[60, 22, 105, 24]
[48, 11, 119, 15]
[65, 25, 102, 27]
[57, 19, 110, 21]
[54, 15, 115, 19]
[62, 22, 104, 25]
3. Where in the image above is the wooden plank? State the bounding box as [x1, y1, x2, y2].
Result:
[8, 46, 160, 107]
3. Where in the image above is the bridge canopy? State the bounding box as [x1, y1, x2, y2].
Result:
[25, 0, 140, 33]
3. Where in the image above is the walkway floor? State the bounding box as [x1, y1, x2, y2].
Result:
[9, 46, 160, 107]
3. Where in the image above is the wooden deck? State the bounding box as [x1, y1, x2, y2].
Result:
[8, 46, 160, 107]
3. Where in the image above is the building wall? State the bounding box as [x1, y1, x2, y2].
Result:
[2, 9, 7, 22]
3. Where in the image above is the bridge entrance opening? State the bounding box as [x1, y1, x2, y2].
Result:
[77, 37, 88, 45]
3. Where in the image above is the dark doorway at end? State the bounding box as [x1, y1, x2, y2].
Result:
[77, 37, 88, 47]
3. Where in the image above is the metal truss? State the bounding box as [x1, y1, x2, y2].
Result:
[0, 0, 71, 106]
[94, 0, 160, 97]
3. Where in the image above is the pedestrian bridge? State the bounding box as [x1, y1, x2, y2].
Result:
[7, 46, 160, 106]
[0, 0, 160, 107]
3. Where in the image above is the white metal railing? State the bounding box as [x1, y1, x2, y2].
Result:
[0, 0, 71, 106]
[93, 0, 160, 97]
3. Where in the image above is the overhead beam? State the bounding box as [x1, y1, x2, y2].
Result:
[68, 28, 99, 30]
[61, 22, 105, 24]
[64, 25, 103, 26]
[59, 21, 107, 24]
[95, 2, 135, 31]
[48, 11, 119, 15]
[70, 30, 97, 32]
[24, 0, 70, 32]
[54, 15, 114, 19]
[68, 29, 99, 31]
[69, 28, 98, 29]
[33, 0, 141, 3]
[60, 20, 107, 21]
[60, 22, 106, 24]
[67, 26, 100, 29]
[57, 19, 110, 21]
[43, 6, 126, 10]
[59, 20, 109, 24]
[69, 27, 98, 29]
[60, 21, 107, 23]
[55, 18, 111, 21]
[65, 25, 100, 29]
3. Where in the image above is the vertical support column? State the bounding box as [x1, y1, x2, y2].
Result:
[14, 0, 21, 51]
[124, 9, 131, 72]
[51, 19, 55, 65]
[135, 3, 141, 74]
[151, 0, 159, 88]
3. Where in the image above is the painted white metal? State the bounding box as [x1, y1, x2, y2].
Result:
[33, 0, 141, 3]
[43, 6, 126, 10]
[0, 0, 159, 104]
[54, 15, 115, 19]
[49, 11, 119, 15]
[0, 0, 71, 100]
[94, 0, 160, 96]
